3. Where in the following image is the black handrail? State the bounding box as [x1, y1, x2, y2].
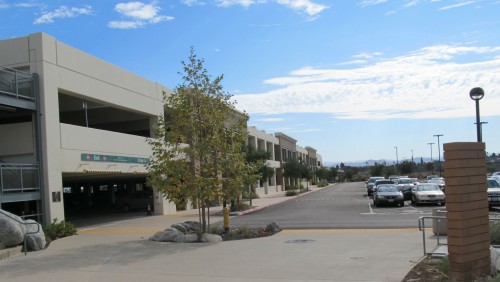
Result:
[0, 209, 40, 255]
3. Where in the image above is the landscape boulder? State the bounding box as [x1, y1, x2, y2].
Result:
[0, 209, 25, 248]
[24, 220, 46, 251]
[149, 228, 185, 242]
[201, 233, 222, 243]
[265, 221, 281, 233]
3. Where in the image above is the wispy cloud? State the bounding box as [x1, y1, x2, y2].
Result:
[181, 0, 206, 6]
[191, 0, 327, 17]
[233, 44, 500, 120]
[360, 0, 388, 7]
[34, 5, 92, 24]
[109, 2, 173, 29]
[256, 117, 285, 122]
[439, 0, 480, 10]
[276, 0, 328, 17]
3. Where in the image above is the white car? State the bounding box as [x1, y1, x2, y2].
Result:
[488, 178, 500, 208]
[411, 183, 445, 206]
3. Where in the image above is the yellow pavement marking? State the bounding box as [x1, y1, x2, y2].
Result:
[281, 228, 427, 234]
[78, 229, 161, 234]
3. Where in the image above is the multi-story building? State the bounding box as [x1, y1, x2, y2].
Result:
[0, 33, 175, 224]
[247, 126, 281, 197]
[0, 33, 325, 225]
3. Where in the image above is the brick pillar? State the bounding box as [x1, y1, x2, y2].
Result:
[444, 142, 490, 281]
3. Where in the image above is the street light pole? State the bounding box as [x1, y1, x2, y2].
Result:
[427, 142, 434, 174]
[434, 135, 443, 177]
[469, 87, 485, 142]
[394, 146, 399, 175]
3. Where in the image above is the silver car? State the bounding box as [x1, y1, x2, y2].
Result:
[373, 184, 404, 207]
[411, 183, 445, 206]
[488, 178, 500, 208]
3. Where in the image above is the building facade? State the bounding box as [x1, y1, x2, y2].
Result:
[0, 33, 325, 224]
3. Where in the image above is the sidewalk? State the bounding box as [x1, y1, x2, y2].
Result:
[0, 185, 425, 282]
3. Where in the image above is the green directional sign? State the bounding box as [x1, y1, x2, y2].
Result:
[81, 153, 149, 164]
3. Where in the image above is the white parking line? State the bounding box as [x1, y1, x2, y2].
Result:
[368, 202, 374, 214]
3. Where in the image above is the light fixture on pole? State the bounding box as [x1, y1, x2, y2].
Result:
[469, 87, 484, 142]
[427, 142, 434, 174]
[394, 146, 399, 175]
[433, 134, 443, 177]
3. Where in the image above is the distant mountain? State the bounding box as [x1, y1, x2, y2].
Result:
[324, 158, 434, 168]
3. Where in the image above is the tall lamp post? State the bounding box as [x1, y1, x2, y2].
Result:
[434, 134, 443, 177]
[469, 87, 484, 142]
[394, 146, 399, 175]
[427, 142, 434, 174]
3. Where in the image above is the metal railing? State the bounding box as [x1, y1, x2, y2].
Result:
[0, 209, 40, 255]
[418, 215, 447, 256]
[0, 163, 40, 194]
[0, 66, 35, 101]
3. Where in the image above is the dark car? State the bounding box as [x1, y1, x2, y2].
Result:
[372, 179, 395, 196]
[394, 178, 415, 201]
[366, 176, 384, 196]
[115, 190, 154, 212]
[373, 184, 404, 207]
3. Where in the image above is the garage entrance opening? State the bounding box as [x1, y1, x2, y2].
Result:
[62, 174, 154, 227]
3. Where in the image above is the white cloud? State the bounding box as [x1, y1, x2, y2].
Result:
[276, 0, 328, 16]
[439, 0, 480, 10]
[360, 0, 388, 7]
[256, 117, 285, 122]
[213, 0, 327, 17]
[232, 44, 500, 120]
[181, 0, 206, 6]
[216, 0, 263, 7]
[109, 2, 174, 29]
[34, 5, 92, 24]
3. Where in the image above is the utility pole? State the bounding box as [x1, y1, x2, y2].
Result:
[433, 135, 443, 177]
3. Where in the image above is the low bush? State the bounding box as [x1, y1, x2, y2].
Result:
[490, 221, 500, 245]
[43, 218, 77, 241]
[317, 181, 329, 187]
[285, 190, 299, 196]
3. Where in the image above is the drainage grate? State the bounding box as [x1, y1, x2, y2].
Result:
[285, 239, 315, 244]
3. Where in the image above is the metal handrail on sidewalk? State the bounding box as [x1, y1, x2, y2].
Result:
[0, 209, 40, 255]
[418, 215, 447, 256]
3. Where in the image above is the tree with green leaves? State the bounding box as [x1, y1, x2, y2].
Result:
[244, 145, 274, 205]
[147, 48, 254, 238]
[283, 158, 303, 190]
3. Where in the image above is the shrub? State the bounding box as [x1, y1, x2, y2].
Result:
[43, 218, 77, 241]
[286, 190, 298, 196]
[317, 181, 329, 187]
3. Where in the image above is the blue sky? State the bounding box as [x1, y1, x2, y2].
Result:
[1, 0, 500, 164]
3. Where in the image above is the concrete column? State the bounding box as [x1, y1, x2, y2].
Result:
[444, 142, 490, 281]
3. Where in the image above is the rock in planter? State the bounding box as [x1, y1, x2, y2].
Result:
[265, 221, 281, 233]
[24, 220, 46, 251]
[171, 223, 188, 234]
[201, 233, 222, 243]
[183, 221, 201, 233]
[0, 209, 25, 248]
[149, 228, 185, 242]
[184, 234, 199, 243]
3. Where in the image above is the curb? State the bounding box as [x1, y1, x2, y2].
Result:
[236, 185, 331, 216]
[0, 245, 22, 261]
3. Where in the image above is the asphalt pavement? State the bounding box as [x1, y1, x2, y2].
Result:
[0, 185, 426, 282]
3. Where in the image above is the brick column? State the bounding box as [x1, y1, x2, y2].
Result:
[444, 142, 490, 281]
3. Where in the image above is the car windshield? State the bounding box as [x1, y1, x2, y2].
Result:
[416, 185, 440, 191]
[377, 185, 398, 192]
[398, 178, 413, 184]
[488, 180, 500, 188]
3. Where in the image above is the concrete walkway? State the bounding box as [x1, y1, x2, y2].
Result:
[0, 186, 426, 282]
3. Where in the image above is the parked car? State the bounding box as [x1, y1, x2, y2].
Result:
[491, 175, 500, 185]
[427, 177, 445, 192]
[366, 176, 385, 196]
[426, 175, 439, 181]
[373, 184, 404, 207]
[492, 172, 500, 176]
[372, 179, 395, 196]
[394, 178, 414, 201]
[411, 183, 445, 206]
[487, 178, 500, 208]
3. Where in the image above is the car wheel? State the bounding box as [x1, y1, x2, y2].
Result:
[121, 204, 131, 212]
[374, 200, 378, 207]
[411, 197, 415, 205]
[399, 201, 404, 207]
